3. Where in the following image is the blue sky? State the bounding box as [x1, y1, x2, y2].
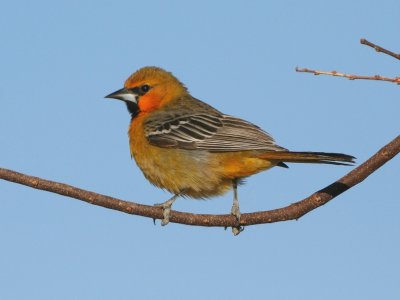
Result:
[1, 1, 399, 299]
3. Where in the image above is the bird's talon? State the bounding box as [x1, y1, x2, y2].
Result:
[232, 226, 244, 236]
[161, 207, 171, 226]
[154, 204, 171, 226]
[154, 195, 177, 226]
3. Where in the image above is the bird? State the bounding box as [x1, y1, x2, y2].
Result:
[105, 66, 354, 235]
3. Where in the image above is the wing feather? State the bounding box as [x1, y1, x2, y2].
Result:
[144, 111, 286, 152]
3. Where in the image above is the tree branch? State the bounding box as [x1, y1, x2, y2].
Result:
[295, 67, 400, 84]
[360, 38, 400, 60]
[1, 135, 399, 228]
[297, 38, 400, 84]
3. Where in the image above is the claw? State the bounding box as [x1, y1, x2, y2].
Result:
[154, 195, 178, 226]
[232, 226, 245, 236]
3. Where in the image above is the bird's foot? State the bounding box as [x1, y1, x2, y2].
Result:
[232, 226, 244, 236]
[231, 202, 244, 235]
[154, 195, 178, 226]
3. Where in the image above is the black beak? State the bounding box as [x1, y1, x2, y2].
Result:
[105, 88, 138, 103]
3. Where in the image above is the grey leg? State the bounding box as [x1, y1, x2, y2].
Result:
[231, 179, 241, 221]
[154, 194, 179, 226]
[231, 179, 244, 236]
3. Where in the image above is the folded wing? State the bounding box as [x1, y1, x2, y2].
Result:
[145, 112, 286, 152]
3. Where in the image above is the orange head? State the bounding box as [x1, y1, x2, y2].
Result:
[105, 66, 188, 117]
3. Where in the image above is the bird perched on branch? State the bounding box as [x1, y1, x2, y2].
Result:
[106, 66, 354, 235]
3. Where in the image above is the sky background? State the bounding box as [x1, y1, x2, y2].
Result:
[1, 1, 399, 299]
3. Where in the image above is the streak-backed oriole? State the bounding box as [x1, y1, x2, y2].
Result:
[106, 66, 354, 234]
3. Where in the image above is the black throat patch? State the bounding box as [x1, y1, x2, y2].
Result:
[126, 101, 139, 118]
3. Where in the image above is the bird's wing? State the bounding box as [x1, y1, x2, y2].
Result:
[144, 112, 286, 152]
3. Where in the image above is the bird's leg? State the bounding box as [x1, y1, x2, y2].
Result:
[154, 194, 179, 226]
[231, 179, 244, 236]
[231, 179, 241, 221]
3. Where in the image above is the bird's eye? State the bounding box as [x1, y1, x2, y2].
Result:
[140, 84, 150, 93]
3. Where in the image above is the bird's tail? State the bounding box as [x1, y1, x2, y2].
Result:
[257, 151, 355, 166]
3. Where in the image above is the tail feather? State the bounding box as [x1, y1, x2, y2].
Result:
[258, 151, 355, 166]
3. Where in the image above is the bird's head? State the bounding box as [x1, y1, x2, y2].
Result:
[105, 66, 188, 117]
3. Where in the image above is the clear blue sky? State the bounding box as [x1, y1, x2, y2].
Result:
[1, 1, 399, 299]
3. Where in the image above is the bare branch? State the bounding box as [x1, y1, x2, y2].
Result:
[360, 38, 400, 60]
[297, 38, 400, 84]
[296, 67, 400, 84]
[1, 135, 399, 228]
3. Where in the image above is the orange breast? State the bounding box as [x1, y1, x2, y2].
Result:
[128, 113, 227, 198]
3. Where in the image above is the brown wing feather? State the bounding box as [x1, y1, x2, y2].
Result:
[145, 109, 286, 152]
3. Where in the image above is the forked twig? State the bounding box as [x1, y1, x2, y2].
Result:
[297, 38, 400, 84]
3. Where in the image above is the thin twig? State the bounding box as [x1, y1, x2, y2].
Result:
[295, 67, 400, 84]
[360, 38, 400, 60]
[1, 135, 399, 228]
[297, 38, 400, 84]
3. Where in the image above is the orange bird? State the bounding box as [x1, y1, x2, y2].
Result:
[106, 66, 354, 234]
